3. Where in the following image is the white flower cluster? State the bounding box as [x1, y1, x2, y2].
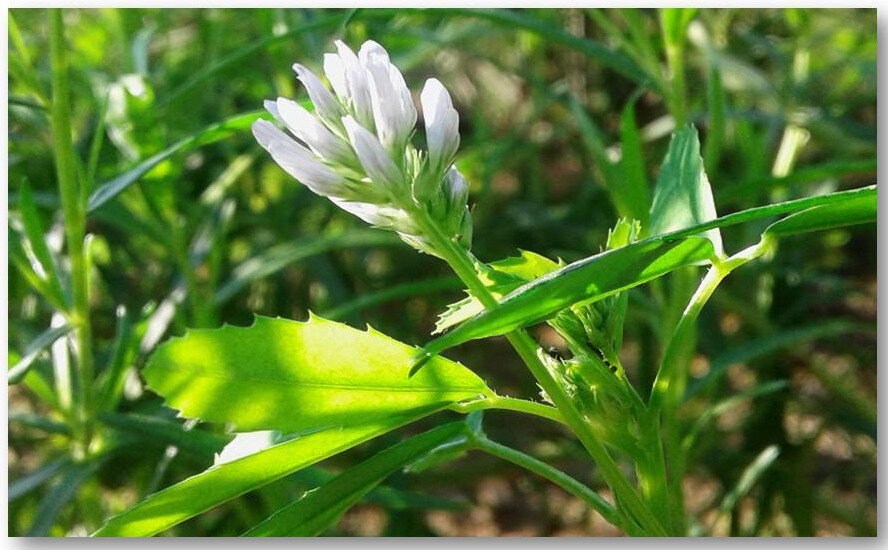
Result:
[252, 40, 472, 255]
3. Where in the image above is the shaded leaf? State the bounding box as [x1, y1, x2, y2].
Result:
[214, 230, 399, 304]
[243, 422, 467, 536]
[99, 412, 232, 457]
[93, 409, 445, 537]
[87, 111, 264, 212]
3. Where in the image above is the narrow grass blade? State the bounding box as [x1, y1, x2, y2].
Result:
[243, 422, 466, 536]
[8, 324, 72, 384]
[214, 230, 399, 304]
[92, 407, 448, 537]
[87, 111, 264, 212]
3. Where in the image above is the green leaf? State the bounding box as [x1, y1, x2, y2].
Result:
[288, 467, 465, 511]
[719, 445, 781, 516]
[720, 158, 877, 202]
[416, 186, 875, 365]
[686, 320, 869, 399]
[243, 422, 467, 537]
[87, 111, 264, 212]
[214, 230, 399, 304]
[27, 460, 98, 536]
[99, 412, 232, 457]
[9, 457, 71, 502]
[763, 191, 876, 236]
[15, 180, 66, 306]
[618, 94, 650, 225]
[431, 8, 653, 88]
[648, 125, 722, 253]
[417, 237, 715, 366]
[143, 315, 493, 434]
[92, 409, 445, 537]
[660, 8, 697, 48]
[324, 276, 463, 321]
[435, 251, 561, 334]
[8, 324, 72, 384]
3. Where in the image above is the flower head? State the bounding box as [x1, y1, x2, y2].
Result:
[252, 39, 471, 255]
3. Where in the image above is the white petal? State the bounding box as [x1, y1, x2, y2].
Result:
[323, 53, 348, 101]
[365, 53, 416, 153]
[292, 63, 344, 130]
[263, 99, 282, 122]
[358, 40, 389, 66]
[252, 119, 347, 197]
[275, 97, 355, 166]
[336, 40, 374, 129]
[421, 78, 460, 172]
[331, 198, 413, 231]
[342, 115, 402, 192]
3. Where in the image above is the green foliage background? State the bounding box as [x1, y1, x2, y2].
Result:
[9, 8, 876, 536]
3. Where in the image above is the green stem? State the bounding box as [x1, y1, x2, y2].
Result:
[411, 206, 665, 536]
[647, 235, 777, 532]
[470, 435, 622, 528]
[449, 396, 566, 426]
[50, 9, 95, 458]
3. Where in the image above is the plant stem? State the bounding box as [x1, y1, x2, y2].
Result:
[449, 396, 566, 426]
[647, 235, 777, 532]
[470, 434, 622, 528]
[411, 206, 666, 536]
[50, 9, 95, 458]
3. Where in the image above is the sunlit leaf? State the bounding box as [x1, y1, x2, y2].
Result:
[143, 315, 493, 433]
[416, 186, 875, 365]
[416, 237, 715, 367]
[648, 125, 722, 252]
[763, 191, 876, 236]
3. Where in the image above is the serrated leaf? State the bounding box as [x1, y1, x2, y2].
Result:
[92, 409, 444, 537]
[143, 315, 493, 434]
[648, 125, 722, 253]
[243, 422, 466, 537]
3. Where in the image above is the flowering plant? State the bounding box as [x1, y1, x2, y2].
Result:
[92, 39, 875, 538]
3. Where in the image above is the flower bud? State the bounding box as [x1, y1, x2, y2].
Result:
[421, 78, 460, 175]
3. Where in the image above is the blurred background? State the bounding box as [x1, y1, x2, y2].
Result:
[8, 8, 876, 536]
